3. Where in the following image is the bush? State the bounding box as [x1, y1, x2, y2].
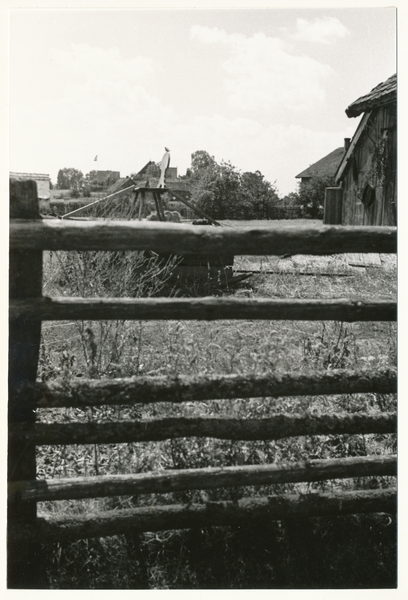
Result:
[292, 176, 336, 219]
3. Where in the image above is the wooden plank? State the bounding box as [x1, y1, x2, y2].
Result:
[9, 489, 397, 543]
[347, 253, 383, 267]
[10, 221, 397, 255]
[8, 179, 43, 588]
[178, 254, 234, 267]
[11, 412, 396, 445]
[14, 367, 397, 409]
[10, 296, 397, 322]
[9, 455, 397, 503]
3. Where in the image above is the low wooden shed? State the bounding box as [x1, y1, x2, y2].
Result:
[332, 74, 397, 226]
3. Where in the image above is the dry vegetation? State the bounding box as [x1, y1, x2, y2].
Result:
[35, 220, 397, 589]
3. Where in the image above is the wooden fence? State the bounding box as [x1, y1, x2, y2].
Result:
[8, 179, 397, 588]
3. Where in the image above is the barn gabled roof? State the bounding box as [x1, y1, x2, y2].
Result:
[335, 112, 372, 183]
[345, 73, 397, 118]
[295, 147, 345, 180]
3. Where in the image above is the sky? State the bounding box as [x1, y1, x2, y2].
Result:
[8, 6, 397, 197]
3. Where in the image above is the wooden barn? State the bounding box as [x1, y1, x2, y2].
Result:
[332, 73, 397, 226]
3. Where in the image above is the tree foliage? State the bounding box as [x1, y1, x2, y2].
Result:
[239, 171, 280, 219]
[292, 176, 336, 219]
[57, 168, 84, 190]
[190, 150, 217, 175]
[187, 152, 280, 220]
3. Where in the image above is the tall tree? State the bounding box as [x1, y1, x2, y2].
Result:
[192, 160, 242, 220]
[57, 168, 84, 190]
[188, 150, 281, 220]
[240, 171, 279, 219]
[190, 150, 217, 176]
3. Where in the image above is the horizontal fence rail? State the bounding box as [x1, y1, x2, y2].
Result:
[9, 489, 397, 545]
[9, 455, 397, 504]
[14, 368, 397, 408]
[12, 412, 396, 446]
[11, 296, 397, 322]
[10, 220, 397, 254]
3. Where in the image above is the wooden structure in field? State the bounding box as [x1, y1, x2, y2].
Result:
[59, 151, 241, 287]
[330, 74, 397, 226]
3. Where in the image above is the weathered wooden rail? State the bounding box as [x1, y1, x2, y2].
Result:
[11, 296, 397, 322]
[10, 218, 396, 254]
[8, 179, 397, 588]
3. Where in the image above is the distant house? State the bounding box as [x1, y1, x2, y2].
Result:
[106, 163, 192, 196]
[334, 73, 397, 226]
[295, 142, 349, 185]
[9, 172, 51, 200]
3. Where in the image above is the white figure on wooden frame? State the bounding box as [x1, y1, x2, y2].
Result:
[158, 147, 170, 187]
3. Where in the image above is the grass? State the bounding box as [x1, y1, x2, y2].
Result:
[33, 219, 397, 589]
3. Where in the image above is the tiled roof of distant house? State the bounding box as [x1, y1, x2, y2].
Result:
[295, 147, 345, 180]
[345, 73, 397, 118]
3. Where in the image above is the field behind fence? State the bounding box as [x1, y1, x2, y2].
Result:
[8, 179, 397, 588]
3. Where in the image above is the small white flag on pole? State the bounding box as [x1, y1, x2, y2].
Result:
[94, 155, 98, 161]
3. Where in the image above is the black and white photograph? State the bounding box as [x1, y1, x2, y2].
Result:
[7, 2, 398, 590]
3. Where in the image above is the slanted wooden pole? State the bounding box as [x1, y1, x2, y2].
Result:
[61, 183, 136, 219]
[8, 179, 43, 588]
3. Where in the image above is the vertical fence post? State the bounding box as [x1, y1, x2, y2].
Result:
[8, 179, 44, 588]
[324, 187, 343, 225]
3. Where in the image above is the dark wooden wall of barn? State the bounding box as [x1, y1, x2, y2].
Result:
[341, 103, 396, 226]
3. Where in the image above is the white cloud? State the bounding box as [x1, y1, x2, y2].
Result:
[291, 17, 350, 45]
[190, 25, 230, 45]
[190, 26, 332, 113]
